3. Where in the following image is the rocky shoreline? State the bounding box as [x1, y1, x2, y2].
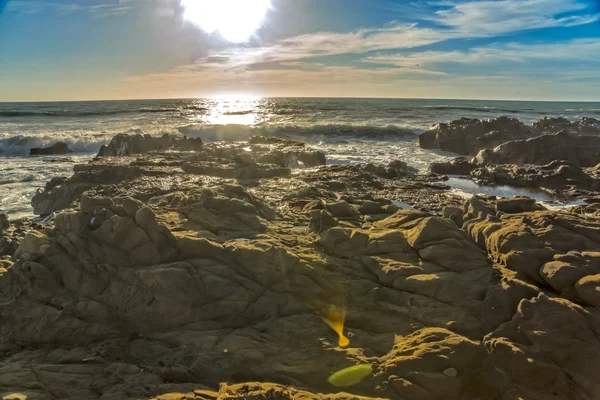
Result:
[1, 116, 600, 399]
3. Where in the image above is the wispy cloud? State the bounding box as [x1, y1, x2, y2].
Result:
[432, 0, 599, 34]
[363, 38, 600, 71]
[5, 0, 133, 18]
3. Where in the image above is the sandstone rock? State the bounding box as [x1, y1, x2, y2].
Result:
[0, 213, 9, 233]
[534, 116, 600, 135]
[495, 197, 539, 213]
[430, 157, 478, 175]
[442, 206, 463, 227]
[485, 294, 600, 400]
[97, 133, 202, 157]
[30, 141, 73, 155]
[475, 130, 600, 167]
[471, 160, 597, 196]
[359, 201, 385, 215]
[419, 117, 535, 155]
[575, 274, 600, 307]
[326, 201, 360, 219]
[308, 209, 339, 233]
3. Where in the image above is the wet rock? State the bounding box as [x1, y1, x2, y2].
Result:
[430, 157, 478, 175]
[419, 117, 535, 155]
[495, 197, 540, 214]
[534, 116, 600, 135]
[470, 160, 598, 198]
[326, 200, 360, 219]
[30, 141, 73, 155]
[475, 130, 600, 167]
[575, 274, 600, 307]
[442, 206, 463, 227]
[98, 133, 203, 156]
[308, 209, 338, 233]
[359, 201, 385, 215]
[0, 213, 8, 233]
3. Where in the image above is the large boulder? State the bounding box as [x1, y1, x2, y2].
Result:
[470, 160, 598, 196]
[419, 117, 535, 155]
[430, 157, 478, 175]
[534, 117, 600, 136]
[97, 134, 202, 156]
[475, 130, 600, 167]
[30, 142, 73, 155]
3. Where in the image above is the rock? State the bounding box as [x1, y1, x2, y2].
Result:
[442, 206, 463, 226]
[7, 129, 600, 400]
[359, 201, 385, 215]
[234, 152, 256, 165]
[326, 201, 360, 218]
[80, 194, 114, 213]
[575, 274, 600, 307]
[0, 213, 9, 233]
[443, 367, 458, 378]
[430, 157, 478, 175]
[470, 160, 598, 197]
[97, 133, 202, 157]
[534, 116, 600, 135]
[475, 130, 600, 167]
[30, 141, 73, 155]
[308, 209, 339, 233]
[419, 117, 535, 155]
[495, 197, 539, 213]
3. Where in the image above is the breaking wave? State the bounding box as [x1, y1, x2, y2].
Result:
[177, 123, 420, 142]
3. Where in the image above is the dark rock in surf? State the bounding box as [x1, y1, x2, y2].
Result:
[534, 117, 600, 136]
[470, 160, 598, 198]
[430, 157, 478, 175]
[419, 117, 535, 155]
[30, 142, 73, 155]
[475, 130, 600, 167]
[97, 133, 203, 156]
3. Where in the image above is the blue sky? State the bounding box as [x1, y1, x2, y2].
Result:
[1, 0, 600, 101]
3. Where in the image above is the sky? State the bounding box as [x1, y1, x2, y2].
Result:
[1, 0, 600, 101]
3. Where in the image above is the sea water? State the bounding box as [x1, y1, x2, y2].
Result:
[1, 97, 599, 218]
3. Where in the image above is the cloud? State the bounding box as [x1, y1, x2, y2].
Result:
[4, 0, 133, 17]
[433, 0, 600, 34]
[362, 38, 600, 78]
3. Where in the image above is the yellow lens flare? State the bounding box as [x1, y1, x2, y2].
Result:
[321, 304, 350, 347]
[328, 364, 374, 387]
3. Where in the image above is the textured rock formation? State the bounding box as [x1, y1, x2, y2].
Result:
[97, 133, 203, 156]
[471, 160, 599, 197]
[2, 133, 600, 399]
[430, 157, 478, 176]
[534, 116, 600, 135]
[30, 141, 73, 155]
[419, 117, 535, 155]
[475, 130, 600, 167]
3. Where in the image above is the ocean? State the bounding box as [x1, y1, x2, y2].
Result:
[2, 97, 600, 219]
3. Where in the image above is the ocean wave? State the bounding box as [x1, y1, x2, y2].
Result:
[177, 123, 419, 142]
[0, 108, 182, 118]
[222, 110, 255, 115]
[0, 135, 110, 155]
[423, 105, 522, 114]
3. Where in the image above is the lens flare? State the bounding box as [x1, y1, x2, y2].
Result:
[321, 304, 350, 347]
[180, 0, 270, 43]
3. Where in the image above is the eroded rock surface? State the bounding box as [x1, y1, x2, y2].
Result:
[475, 130, 600, 167]
[2, 134, 600, 400]
[419, 117, 535, 155]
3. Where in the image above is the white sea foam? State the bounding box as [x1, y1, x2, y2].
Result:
[1, 97, 599, 217]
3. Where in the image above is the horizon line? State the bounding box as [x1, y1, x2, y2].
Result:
[2, 95, 600, 104]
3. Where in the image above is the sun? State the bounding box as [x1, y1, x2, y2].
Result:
[180, 0, 270, 43]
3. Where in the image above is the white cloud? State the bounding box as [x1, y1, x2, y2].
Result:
[363, 38, 600, 70]
[5, 0, 134, 17]
[433, 0, 599, 34]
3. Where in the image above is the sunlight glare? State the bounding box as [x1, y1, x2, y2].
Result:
[180, 0, 270, 43]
